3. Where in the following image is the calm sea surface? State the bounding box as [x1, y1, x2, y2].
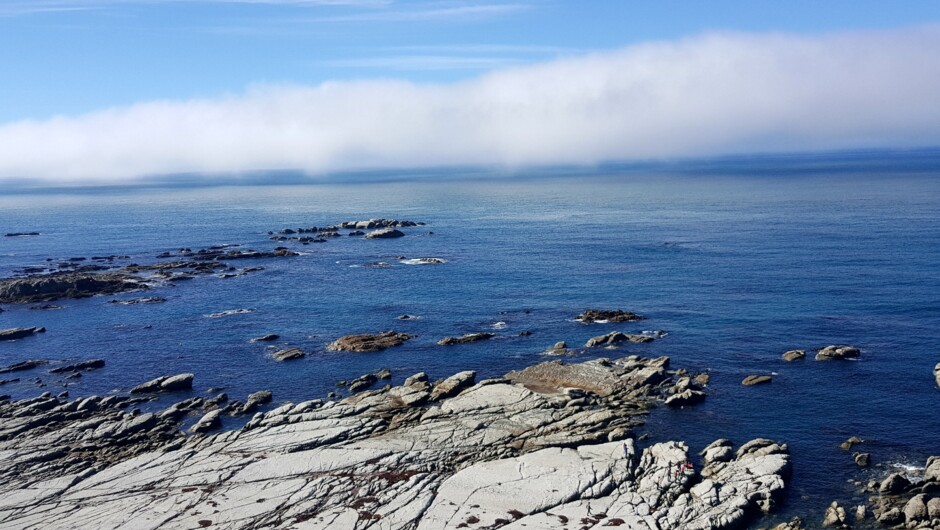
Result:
[1, 163, 939, 521]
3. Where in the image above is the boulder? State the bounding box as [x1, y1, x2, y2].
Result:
[853, 452, 870, 467]
[575, 309, 643, 323]
[438, 332, 494, 346]
[924, 455, 940, 482]
[246, 390, 273, 408]
[190, 410, 221, 433]
[879, 473, 911, 494]
[430, 371, 476, 400]
[903, 494, 928, 523]
[272, 348, 305, 361]
[0, 327, 46, 341]
[839, 436, 863, 450]
[250, 334, 280, 343]
[130, 373, 194, 393]
[584, 331, 654, 347]
[782, 349, 806, 362]
[365, 228, 405, 239]
[327, 331, 412, 352]
[544, 341, 569, 355]
[926, 497, 940, 519]
[742, 375, 772, 386]
[815, 345, 860, 361]
[349, 374, 378, 392]
[822, 501, 847, 528]
[665, 389, 706, 408]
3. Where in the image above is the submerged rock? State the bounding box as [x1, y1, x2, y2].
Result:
[250, 334, 280, 342]
[575, 309, 643, 323]
[365, 228, 405, 239]
[0, 327, 46, 341]
[816, 345, 860, 361]
[49, 359, 105, 374]
[437, 332, 494, 346]
[0, 359, 48, 374]
[271, 348, 305, 361]
[327, 330, 412, 352]
[584, 331, 654, 347]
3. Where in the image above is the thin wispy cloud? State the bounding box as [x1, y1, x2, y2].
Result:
[0, 0, 386, 17]
[2, 25, 940, 182]
[309, 3, 529, 22]
[324, 55, 523, 71]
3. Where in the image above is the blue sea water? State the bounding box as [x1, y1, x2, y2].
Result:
[1, 157, 939, 522]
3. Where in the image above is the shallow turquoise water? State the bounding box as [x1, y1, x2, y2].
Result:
[1, 165, 938, 521]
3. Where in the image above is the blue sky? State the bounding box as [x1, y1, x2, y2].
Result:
[4, 0, 940, 121]
[1, 1, 940, 182]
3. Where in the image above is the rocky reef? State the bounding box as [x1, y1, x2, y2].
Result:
[0, 356, 793, 529]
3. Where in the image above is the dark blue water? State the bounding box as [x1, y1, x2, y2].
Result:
[1, 167, 939, 521]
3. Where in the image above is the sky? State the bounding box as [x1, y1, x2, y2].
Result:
[1, 0, 940, 182]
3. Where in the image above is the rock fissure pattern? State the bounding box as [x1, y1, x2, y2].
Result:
[0, 357, 789, 529]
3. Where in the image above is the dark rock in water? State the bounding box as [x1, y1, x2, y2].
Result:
[49, 359, 105, 374]
[250, 334, 280, 343]
[341, 219, 421, 230]
[327, 331, 412, 352]
[664, 389, 706, 408]
[438, 333, 495, 346]
[365, 228, 405, 239]
[584, 331, 654, 348]
[272, 348, 305, 361]
[375, 368, 392, 380]
[29, 304, 63, 311]
[839, 436, 863, 450]
[815, 345, 860, 361]
[575, 309, 643, 324]
[349, 374, 378, 392]
[0, 378, 21, 386]
[544, 341, 569, 356]
[130, 373, 194, 394]
[247, 390, 272, 406]
[0, 360, 48, 374]
[0, 327, 46, 341]
[782, 349, 806, 362]
[879, 473, 911, 494]
[109, 297, 166, 305]
[518, 330, 533, 336]
[742, 375, 772, 386]
[397, 314, 419, 320]
[0, 273, 145, 304]
[348, 230, 366, 236]
[853, 452, 870, 467]
[4, 232, 40, 237]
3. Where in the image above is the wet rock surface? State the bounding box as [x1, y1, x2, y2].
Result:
[584, 331, 655, 347]
[0, 326, 46, 341]
[815, 345, 861, 361]
[742, 375, 773, 386]
[0, 357, 793, 530]
[576, 309, 644, 323]
[328, 330, 413, 352]
[0, 273, 146, 304]
[437, 332, 495, 345]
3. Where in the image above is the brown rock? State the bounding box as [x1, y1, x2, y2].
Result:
[272, 348, 305, 361]
[0, 327, 46, 341]
[327, 331, 412, 352]
[815, 345, 860, 361]
[741, 375, 772, 386]
[782, 350, 806, 362]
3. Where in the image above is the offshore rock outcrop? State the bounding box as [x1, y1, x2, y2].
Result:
[328, 330, 413, 352]
[0, 357, 789, 529]
[0, 273, 145, 304]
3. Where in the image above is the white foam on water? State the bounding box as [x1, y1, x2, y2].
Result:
[205, 308, 254, 318]
[491, 321, 507, 329]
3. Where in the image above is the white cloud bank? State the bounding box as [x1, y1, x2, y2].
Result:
[3, 25, 940, 182]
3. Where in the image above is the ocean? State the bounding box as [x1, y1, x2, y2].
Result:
[1, 154, 939, 522]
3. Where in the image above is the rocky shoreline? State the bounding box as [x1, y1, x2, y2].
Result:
[0, 355, 801, 530]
